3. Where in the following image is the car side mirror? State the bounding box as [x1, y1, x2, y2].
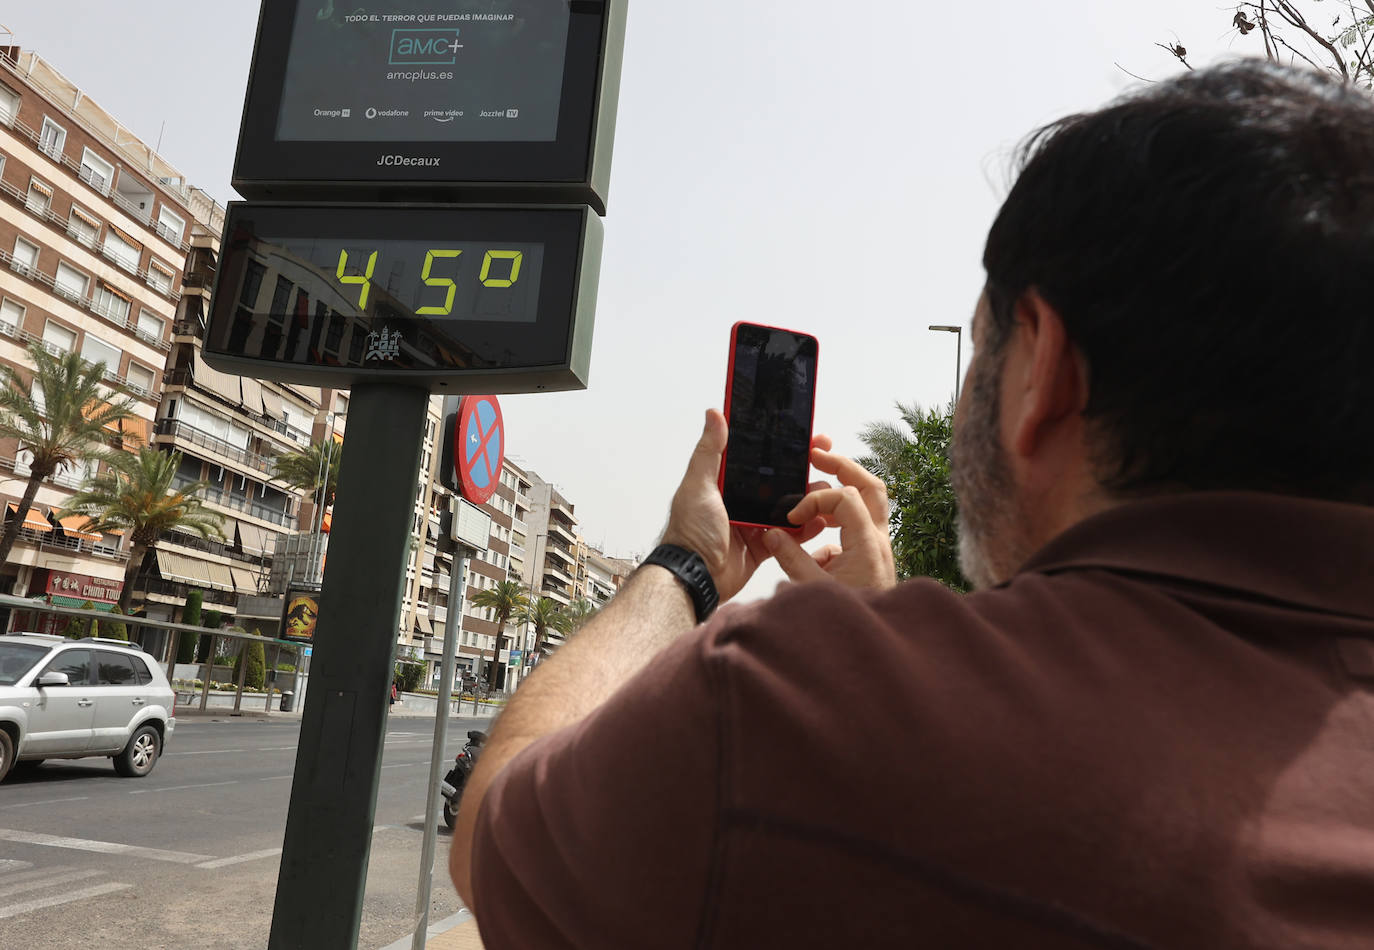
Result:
[36, 671, 70, 687]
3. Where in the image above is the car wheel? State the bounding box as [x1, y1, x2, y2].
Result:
[0, 730, 12, 783]
[114, 725, 161, 778]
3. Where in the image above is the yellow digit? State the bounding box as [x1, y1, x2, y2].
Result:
[479, 250, 523, 288]
[336, 248, 379, 309]
[416, 249, 462, 315]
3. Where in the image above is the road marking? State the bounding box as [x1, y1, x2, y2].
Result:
[256, 746, 299, 751]
[0, 881, 131, 919]
[0, 861, 39, 878]
[0, 828, 212, 864]
[258, 774, 292, 781]
[196, 848, 281, 870]
[0, 796, 89, 810]
[0, 867, 104, 899]
[129, 780, 239, 794]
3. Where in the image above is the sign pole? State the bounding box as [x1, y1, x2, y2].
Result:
[268, 382, 429, 950]
[411, 542, 471, 950]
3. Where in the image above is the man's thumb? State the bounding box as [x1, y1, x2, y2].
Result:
[765, 530, 826, 582]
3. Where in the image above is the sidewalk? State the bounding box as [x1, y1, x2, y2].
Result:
[378, 910, 484, 949]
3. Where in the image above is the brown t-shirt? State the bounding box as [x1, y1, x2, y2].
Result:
[472, 493, 1374, 948]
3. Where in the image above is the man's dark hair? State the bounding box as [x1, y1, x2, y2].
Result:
[983, 60, 1374, 503]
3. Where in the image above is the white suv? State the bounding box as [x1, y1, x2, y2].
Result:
[0, 633, 175, 782]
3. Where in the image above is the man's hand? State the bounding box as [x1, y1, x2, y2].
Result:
[765, 445, 897, 590]
[661, 409, 826, 602]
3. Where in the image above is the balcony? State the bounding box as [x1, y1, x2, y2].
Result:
[545, 541, 576, 566]
[155, 418, 277, 474]
[175, 479, 298, 529]
[137, 575, 237, 608]
[8, 525, 129, 561]
[549, 519, 577, 544]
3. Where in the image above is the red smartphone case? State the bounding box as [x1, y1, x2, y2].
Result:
[719, 320, 819, 531]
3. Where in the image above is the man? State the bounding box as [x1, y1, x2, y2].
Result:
[451, 61, 1374, 948]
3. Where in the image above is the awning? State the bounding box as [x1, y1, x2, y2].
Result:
[54, 515, 102, 543]
[155, 550, 212, 587]
[320, 510, 332, 534]
[192, 350, 244, 406]
[415, 613, 433, 635]
[108, 224, 142, 249]
[118, 416, 150, 447]
[204, 562, 236, 592]
[29, 179, 53, 198]
[261, 387, 283, 419]
[51, 595, 116, 612]
[240, 376, 263, 415]
[230, 566, 260, 595]
[99, 282, 131, 302]
[7, 503, 52, 533]
[236, 521, 269, 557]
[70, 206, 101, 229]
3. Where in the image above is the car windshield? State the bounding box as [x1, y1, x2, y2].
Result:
[0, 643, 51, 685]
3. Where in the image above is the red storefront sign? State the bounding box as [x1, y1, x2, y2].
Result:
[45, 571, 123, 603]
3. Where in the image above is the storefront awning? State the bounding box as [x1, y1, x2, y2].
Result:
[155, 550, 212, 587]
[54, 515, 102, 543]
[8, 503, 52, 533]
[50, 595, 116, 612]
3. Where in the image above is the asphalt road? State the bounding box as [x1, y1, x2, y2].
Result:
[0, 711, 485, 949]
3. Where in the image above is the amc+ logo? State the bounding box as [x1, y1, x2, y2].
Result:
[389, 29, 462, 65]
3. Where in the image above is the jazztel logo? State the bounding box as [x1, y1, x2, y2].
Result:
[389, 29, 461, 65]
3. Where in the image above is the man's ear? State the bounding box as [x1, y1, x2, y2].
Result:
[1007, 289, 1087, 460]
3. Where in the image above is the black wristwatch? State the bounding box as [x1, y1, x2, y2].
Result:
[642, 543, 719, 623]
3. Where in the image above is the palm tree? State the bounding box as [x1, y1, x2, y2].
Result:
[564, 597, 598, 632]
[271, 440, 343, 511]
[522, 596, 574, 659]
[467, 579, 529, 692]
[0, 343, 137, 566]
[63, 447, 227, 612]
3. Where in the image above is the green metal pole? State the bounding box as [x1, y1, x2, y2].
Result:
[268, 383, 429, 950]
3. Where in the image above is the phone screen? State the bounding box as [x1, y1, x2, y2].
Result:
[721, 323, 819, 527]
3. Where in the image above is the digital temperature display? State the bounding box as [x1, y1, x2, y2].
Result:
[203, 203, 602, 391]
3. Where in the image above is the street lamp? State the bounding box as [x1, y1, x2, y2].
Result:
[928, 325, 963, 401]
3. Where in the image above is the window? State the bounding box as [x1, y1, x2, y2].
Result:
[80, 333, 121, 374]
[240, 260, 266, 307]
[26, 177, 52, 215]
[0, 84, 18, 127]
[42, 321, 76, 353]
[102, 229, 141, 273]
[10, 237, 37, 275]
[95, 651, 138, 686]
[136, 310, 164, 342]
[38, 117, 66, 158]
[79, 148, 115, 196]
[67, 206, 100, 247]
[54, 262, 89, 303]
[126, 363, 155, 396]
[156, 206, 185, 245]
[0, 297, 24, 333]
[91, 285, 131, 325]
[146, 261, 173, 294]
[40, 649, 91, 686]
[129, 654, 154, 686]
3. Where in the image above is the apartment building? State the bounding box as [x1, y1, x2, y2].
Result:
[0, 49, 195, 629]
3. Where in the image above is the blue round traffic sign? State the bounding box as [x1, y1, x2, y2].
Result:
[456, 396, 505, 505]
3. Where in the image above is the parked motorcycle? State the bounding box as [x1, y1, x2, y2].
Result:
[441, 730, 487, 829]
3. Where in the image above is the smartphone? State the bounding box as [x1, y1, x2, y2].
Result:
[719, 322, 819, 529]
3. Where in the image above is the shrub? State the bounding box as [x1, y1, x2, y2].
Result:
[63, 601, 96, 639]
[232, 632, 267, 690]
[394, 660, 425, 693]
[178, 592, 202, 663]
[104, 605, 129, 641]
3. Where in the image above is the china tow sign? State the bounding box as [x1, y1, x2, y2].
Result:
[455, 395, 504, 505]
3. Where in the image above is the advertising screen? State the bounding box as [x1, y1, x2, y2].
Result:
[276, 1, 571, 144]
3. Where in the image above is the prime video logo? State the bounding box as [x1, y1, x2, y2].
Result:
[388, 29, 461, 65]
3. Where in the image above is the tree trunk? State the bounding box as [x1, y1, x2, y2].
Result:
[488, 617, 508, 694]
[0, 474, 44, 568]
[119, 543, 148, 613]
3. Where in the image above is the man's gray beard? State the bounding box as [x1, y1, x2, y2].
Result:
[950, 347, 1020, 591]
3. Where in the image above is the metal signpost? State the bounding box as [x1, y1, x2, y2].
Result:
[204, 2, 628, 946]
[412, 496, 492, 950]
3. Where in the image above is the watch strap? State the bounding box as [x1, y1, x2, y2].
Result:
[643, 543, 719, 623]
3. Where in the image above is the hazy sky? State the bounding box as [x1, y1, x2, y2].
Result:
[1, 2, 1266, 599]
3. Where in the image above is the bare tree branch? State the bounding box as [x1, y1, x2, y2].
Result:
[1156, 41, 1194, 69]
[1271, 31, 1331, 74]
[1274, 0, 1350, 77]
[1114, 62, 1157, 83]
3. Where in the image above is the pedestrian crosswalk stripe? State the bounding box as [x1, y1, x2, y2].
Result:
[0, 828, 212, 864]
[0, 867, 104, 899]
[0, 859, 32, 874]
[0, 881, 131, 919]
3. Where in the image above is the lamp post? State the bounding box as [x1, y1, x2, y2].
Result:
[928, 325, 963, 401]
